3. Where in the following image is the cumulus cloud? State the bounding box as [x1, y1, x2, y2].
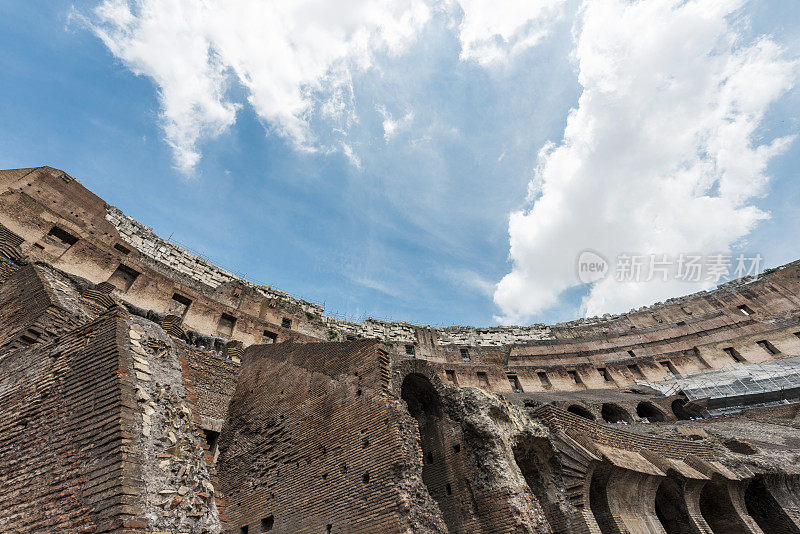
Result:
[83, 0, 571, 173]
[86, 0, 431, 173]
[457, 0, 566, 65]
[494, 0, 797, 324]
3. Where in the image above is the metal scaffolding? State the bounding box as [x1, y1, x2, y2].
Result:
[639, 356, 800, 415]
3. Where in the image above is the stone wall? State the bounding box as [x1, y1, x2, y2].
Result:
[125, 316, 222, 532]
[0, 264, 92, 353]
[178, 344, 240, 431]
[105, 206, 324, 318]
[5, 166, 800, 355]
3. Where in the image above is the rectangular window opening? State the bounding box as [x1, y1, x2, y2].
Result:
[167, 292, 192, 317]
[281, 317, 292, 329]
[262, 330, 278, 344]
[47, 226, 78, 247]
[107, 264, 140, 292]
[202, 428, 220, 455]
[598, 367, 612, 381]
[756, 340, 779, 355]
[260, 515, 274, 532]
[217, 313, 237, 338]
[460, 348, 470, 362]
[445, 370, 457, 385]
[240, 526, 249, 534]
[537, 371, 551, 388]
[660, 360, 679, 377]
[476, 372, 489, 387]
[676, 321, 687, 326]
[627, 350, 636, 358]
[507, 374, 523, 393]
[405, 344, 415, 356]
[113, 243, 130, 254]
[737, 304, 754, 316]
[723, 347, 745, 363]
[627, 365, 645, 379]
[567, 370, 582, 384]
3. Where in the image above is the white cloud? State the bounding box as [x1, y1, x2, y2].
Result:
[86, 0, 431, 173]
[340, 141, 362, 168]
[457, 0, 566, 65]
[447, 268, 496, 297]
[83, 0, 573, 173]
[494, 0, 798, 324]
[378, 106, 415, 142]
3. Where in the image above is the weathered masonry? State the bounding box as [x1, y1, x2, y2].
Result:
[1, 166, 800, 533]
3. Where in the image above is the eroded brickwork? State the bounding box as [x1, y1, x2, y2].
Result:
[218, 341, 447, 534]
[2, 165, 800, 534]
[0, 311, 145, 533]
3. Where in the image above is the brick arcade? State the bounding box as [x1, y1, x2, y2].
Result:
[1, 166, 800, 533]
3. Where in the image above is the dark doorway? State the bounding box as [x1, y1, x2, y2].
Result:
[700, 479, 757, 534]
[601, 403, 632, 424]
[655, 476, 696, 534]
[636, 402, 667, 422]
[744, 476, 800, 534]
[671, 399, 693, 420]
[567, 404, 595, 420]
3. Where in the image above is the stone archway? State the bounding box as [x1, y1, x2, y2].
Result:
[567, 404, 596, 420]
[671, 399, 693, 420]
[601, 403, 632, 424]
[654, 475, 701, 534]
[699, 478, 763, 534]
[589, 462, 667, 534]
[637, 401, 667, 422]
[744, 476, 800, 533]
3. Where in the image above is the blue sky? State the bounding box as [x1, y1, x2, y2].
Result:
[1, 0, 798, 327]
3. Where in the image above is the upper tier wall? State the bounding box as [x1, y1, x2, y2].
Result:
[2, 166, 799, 355]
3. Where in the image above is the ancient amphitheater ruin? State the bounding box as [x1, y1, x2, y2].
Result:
[1, 166, 800, 533]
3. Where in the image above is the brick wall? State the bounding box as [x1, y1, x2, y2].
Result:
[217, 340, 442, 534]
[179, 344, 240, 428]
[0, 264, 91, 353]
[0, 310, 147, 532]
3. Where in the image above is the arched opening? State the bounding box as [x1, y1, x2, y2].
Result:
[401, 373, 459, 531]
[744, 476, 799, 533]
[700, 478, 757, 533]
[567, 404, 596, 420]
[655, 476, 695, 534]
[601, 403, 632, 424]
[513, 437, 579, 531]
[671, 399, 693, 420]
[636, 401, 667, 422]
[589, 464, 617, 533]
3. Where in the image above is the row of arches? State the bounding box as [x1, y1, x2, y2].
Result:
[566, 400, 694, 424]
[585, 461, 793, 534]
[401, 372, 797, 534]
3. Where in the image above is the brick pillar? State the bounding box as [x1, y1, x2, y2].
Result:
[604, 467, 666, 534]
[747, 473, 800, 532]
[764, 474, 800, 530]
[700, 477, 764, 534]
[678, 478, 715, 534]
